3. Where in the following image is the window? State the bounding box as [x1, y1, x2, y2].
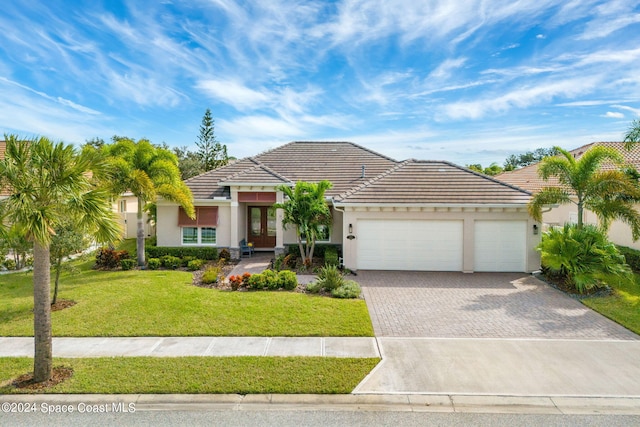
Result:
[201, 227, 216, 244]
[119, 200, 127, 213]
[182, 227, 216, 245]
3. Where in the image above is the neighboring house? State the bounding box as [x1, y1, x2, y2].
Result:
[156, 141, 540, 273]
[496, 141, 640, 250]
[112, 192, 155, 239]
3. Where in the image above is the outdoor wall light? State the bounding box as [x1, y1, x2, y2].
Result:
[533, 224, 539, 235]
[348, 223, 353, 234]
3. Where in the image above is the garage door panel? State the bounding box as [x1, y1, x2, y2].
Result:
[474, 221, 526, 272]
[357, 220, 463, 271]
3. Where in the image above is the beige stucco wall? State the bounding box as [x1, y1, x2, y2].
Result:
[339, 206, 541, 273]
[541, 202, 640, 250]
[156, 201, 231, 247]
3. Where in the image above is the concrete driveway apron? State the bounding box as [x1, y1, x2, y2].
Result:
[354, 271, 640, 396]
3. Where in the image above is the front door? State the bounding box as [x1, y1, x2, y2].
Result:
[249, 206, 276, 248]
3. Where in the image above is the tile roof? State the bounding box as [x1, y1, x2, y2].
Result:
[185, 141, 531, 205]
[496, 142, 640, 193]
[335, 160, 531, 204]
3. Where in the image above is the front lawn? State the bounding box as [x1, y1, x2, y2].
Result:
[0, 357, 380, 394]
[582, 274, 640, 335]
[0, 259, 373, 337]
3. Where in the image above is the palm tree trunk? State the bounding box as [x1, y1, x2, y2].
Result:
[33, 242, 52, 383]
[577, 200, 584, 229]
[137, 198, 145, 266]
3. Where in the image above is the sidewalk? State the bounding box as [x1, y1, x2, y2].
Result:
[0, 337, 380, 358]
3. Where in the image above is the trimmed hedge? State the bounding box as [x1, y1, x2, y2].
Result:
[617, 245, 640, 273]
[285, 244, 341, 258]
[324, 246, 339, 266]
[146, 246, 218, 260]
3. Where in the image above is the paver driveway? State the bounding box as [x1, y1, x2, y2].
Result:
[358, 271, 639, 340]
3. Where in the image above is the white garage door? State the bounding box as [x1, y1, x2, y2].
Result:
[357, 220, 463, 271]
[474, 220, 527, 272]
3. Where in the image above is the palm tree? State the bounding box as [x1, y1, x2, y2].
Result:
[0, 135, 121, 382]
[274, 180, 333, 266]
[623, 119, 640, 149]
[101, 137, 195, 266]
[528, 146, 640, 239]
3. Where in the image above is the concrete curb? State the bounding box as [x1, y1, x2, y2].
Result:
[2, 394, 640, 415]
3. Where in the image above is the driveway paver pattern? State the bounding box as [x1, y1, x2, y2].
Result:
[358, 271, 639, 340]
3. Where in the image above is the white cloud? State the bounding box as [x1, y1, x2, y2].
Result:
[197, 79, 270, 111]
[441, 77, 599, 119]
[603, 111, 625, 119]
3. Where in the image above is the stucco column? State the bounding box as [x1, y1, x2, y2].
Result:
[462, 217, 475, 273]
[275, 190, 285, 255]
[230, 189, 239, 259]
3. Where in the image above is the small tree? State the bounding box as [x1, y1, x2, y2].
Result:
[274, 181, 333, 266]
[174, 145, 205, 179]
[196, 108, 229, 171]
[50, 221, 87, 305]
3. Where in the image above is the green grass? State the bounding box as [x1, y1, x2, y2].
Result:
[0, 357, 380, 394]
[0, 258, 373, 337]
[582, 274, 640, 335]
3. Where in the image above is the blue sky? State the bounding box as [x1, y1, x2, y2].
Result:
[1, 1, 639, 166]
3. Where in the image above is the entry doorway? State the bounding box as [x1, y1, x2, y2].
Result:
[248, 206, 276, 248]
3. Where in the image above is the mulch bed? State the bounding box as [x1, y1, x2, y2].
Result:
[51, 299, 77, 312]
[9, 366, 74, 391]
[536, 271, 613, 299]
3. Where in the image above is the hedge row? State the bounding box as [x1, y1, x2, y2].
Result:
[146, 246, 218, 260]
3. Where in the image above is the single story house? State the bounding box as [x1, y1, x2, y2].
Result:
[496, 141, 640, 250]
[156, 141, 541, 273]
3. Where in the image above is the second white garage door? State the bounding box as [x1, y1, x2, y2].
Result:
[356, 220, 463, 271]
[474, 220, 527, 272]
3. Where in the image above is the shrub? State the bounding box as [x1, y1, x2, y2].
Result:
[305, 281, 322, 294]
[247, 273, 267, 290]
[202, 266, 221, 284]
[187, 259, 205, 271]
[284, 254, 296, 269]
[316, 264, 344, 290]
[120, 259, 136, 271]
[3, 259, 16, 270]
[228, 275, 244, 290]
[324, 246, 339, 267]
[273, 254, 286, 271]
[181, 256, 196, 267]
[95, 248, 129, 269]
[262, 269, 280, 290]
[161, 255, 182, 270]
[218, 248, 231, 261]
[146, 246, 218, 260]
[241, 272, 252, 287]
[538, 224, 631, 294]
[617, 245, 640, 273]
[147, 258, 161, 270]
[332, 280, 361, 299]
[278, 270, 298, 290]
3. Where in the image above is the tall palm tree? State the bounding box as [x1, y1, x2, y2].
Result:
[0, 135, 121, 382]
[274, 180, 332, 266]
[101, 137, 195, 266]
[528, 146, 640, 239]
